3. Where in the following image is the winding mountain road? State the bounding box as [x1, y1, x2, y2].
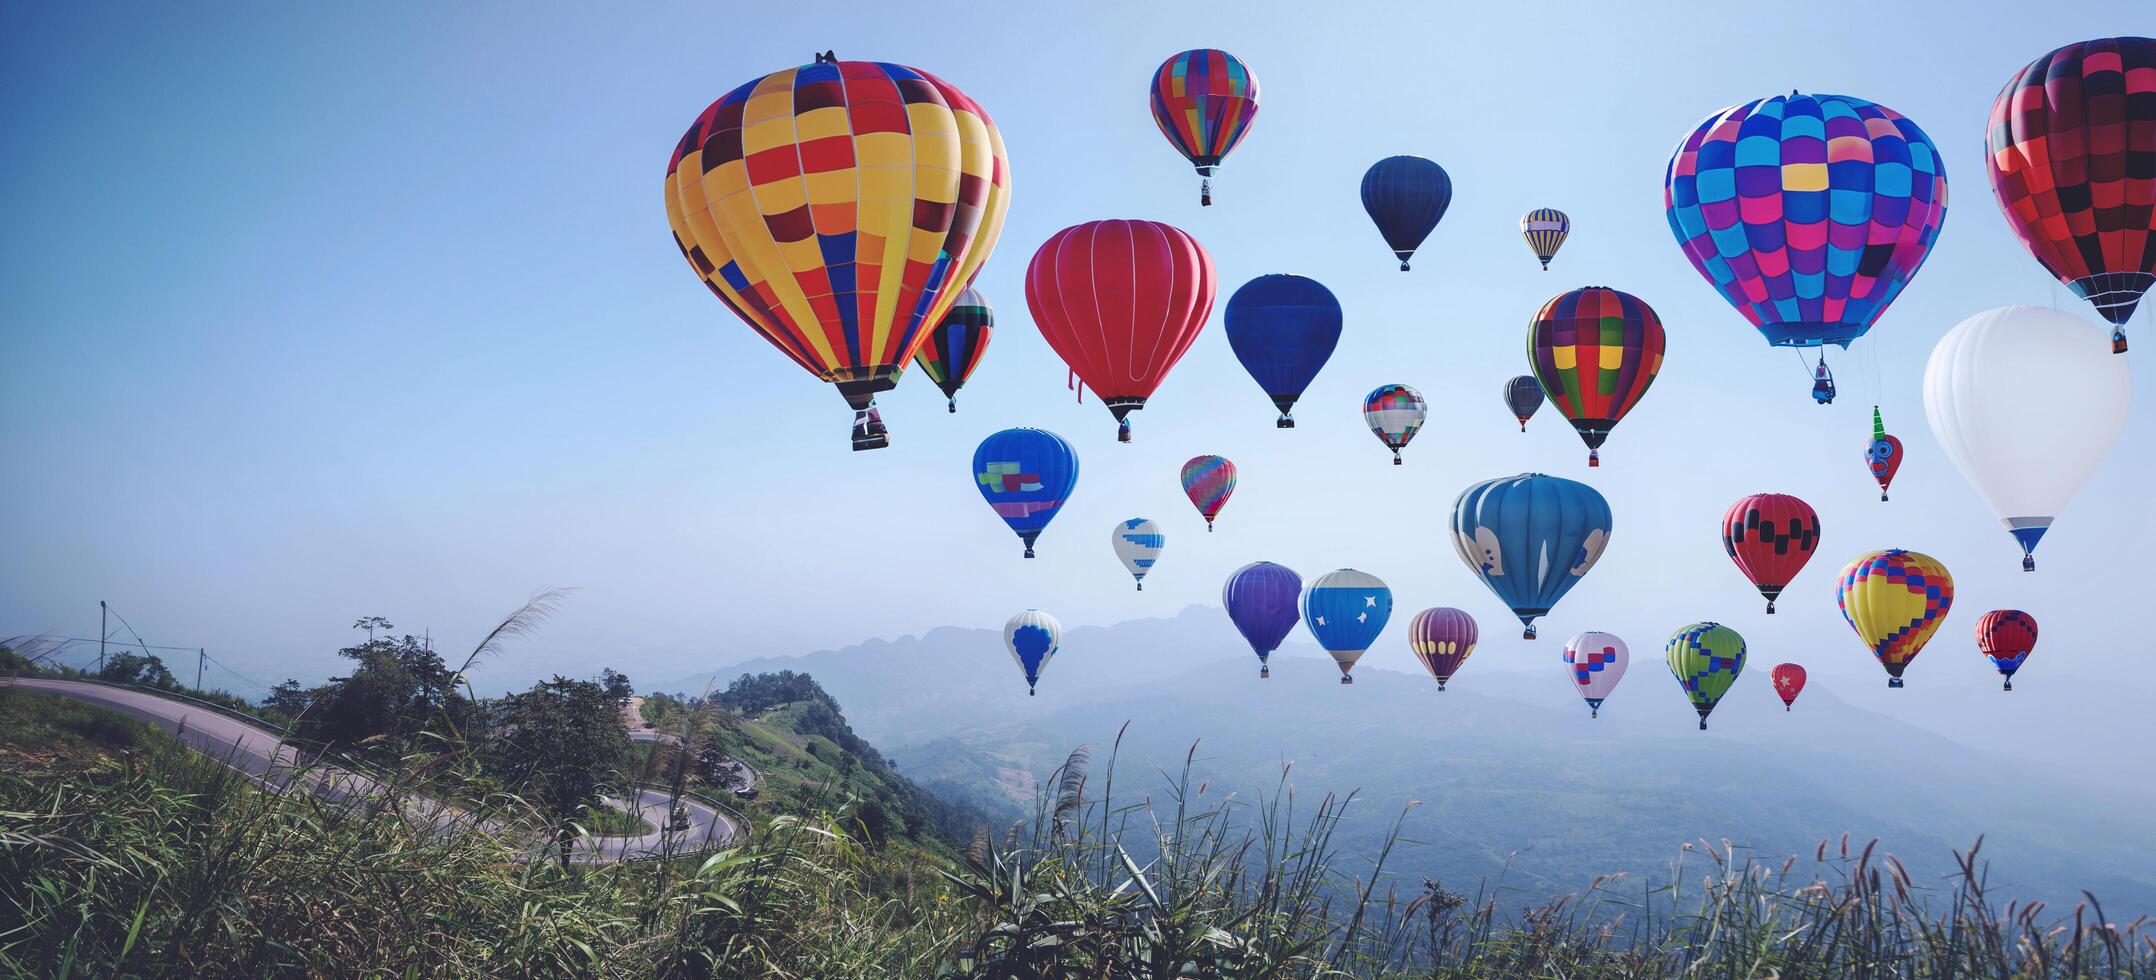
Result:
[3, 678, 738, 864]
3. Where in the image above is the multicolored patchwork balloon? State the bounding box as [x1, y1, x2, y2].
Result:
[1520, 208, 1570, 270]
[1224, 274, 1343, 427]
[1362, 384, 1427, 465]
[1149, 49, 1259, 206]
[1407, 607, 1478, 692]
[1027, 220, 1216, 442]
[1224, 561, 1301, 678]
[1665, 622, 1746, 730]
[1503, 375, 1544, 432]
[972, 428, 1078, 558]
[914, 287, 993, 413]
[1003, 609, 1062, 696]
[1975, 610, 2039, 692]
[1866, 407, 1902, 501]
[1361, 156, 1452, 271]
[1987, 37, 2156, 352]
[1771, 662, 1807, 711]
[1721, 493, 1821, 614]
[1180, 455, 1237, 531]
[1302, 569, 1392, 684]
[1836, 549, 1953, 688]
[1664, 91, 1946, 399]
[1110, 519, 1164, 591]
[1527, 287, 1664, 467]
[664, 54, 1011, 450]
[1561, 631, 1628, 718]
[1452, 473, 1612, 639]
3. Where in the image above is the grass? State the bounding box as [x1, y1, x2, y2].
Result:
[2, 692, 2150, 978]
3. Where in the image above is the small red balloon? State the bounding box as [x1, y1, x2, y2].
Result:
[1771, 663, 1807, 710]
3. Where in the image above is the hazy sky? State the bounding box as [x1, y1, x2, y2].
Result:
[4, 2, 2149, 712]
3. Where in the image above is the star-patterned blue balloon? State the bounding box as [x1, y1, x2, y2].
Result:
[1302, 568, 1392, 684]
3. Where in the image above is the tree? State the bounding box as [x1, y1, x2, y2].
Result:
[600, 668, 634, 707]
[352, 617, 394, 642]
[297, 633, 469, 756]
[264, 680, 313, 720]
[486, 675, 631, 867]
[99, 652, 177, 689]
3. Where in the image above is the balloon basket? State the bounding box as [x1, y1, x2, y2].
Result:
[1022, 547, 1035, 559]
[947, 400, 957, 413]
[1587, 450, 1599, 467]
[1135, 582, 1143, 591]
[1522, 625, 1537, 640]
[2003, 679, 2013, 692]
[2022, 555, 2035, 572]
[1880, 492, 1889, 502]
[1888, 677, 1904, 689]
[1398, 260, 1410, 272]
[1259, 666, 1269, 679]
[1028, 688, 1035, 697]
[1277, 416, 1295, 429]
[1765, 601, 1776, 614]
[1392, 453, 1403, 466]
[1340, 676, 1353, 685]
[2114, 328, 2128, 354]
[1117, 419, 1132, 443]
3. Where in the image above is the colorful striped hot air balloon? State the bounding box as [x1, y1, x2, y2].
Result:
[664, 54, 1011, 450]
[1361, 156, 1452, 271]
[1665, 622, 1746, 730]
[1987, 37, 2156, 352]
[1866, 407, 1902, 501]
[1149, 48, 1260, 205]
[1224, 561, 1301, 678]
[1527, 287, 1665, 467]
[1004, 609, 1062, 696]
[1771, 663, 1807, 710]
[1520, 208, 1571, 270]
[1975, 610, 2038, 691]
[1362, 385, 1427, 464]
[1180, 455, 1237, 531]
[914, 287, 993, 412]
[1303, 569, 1393, 684]
[1407, 608, 1478, 692]
[1836, 549, 1953, 688]
[1503, 376, 1545, 432]
[1027, 220, 1216, 442]
[972, 428, 1078, 559]
[1224, 274, 1343, 427]
[1721, 494, 1821, 614]
[1562, 631, 1629, 718]
[1664, 92, 1946, 399]
[1452, 474, 1612, 639]
[1110, 518, 1165, 591]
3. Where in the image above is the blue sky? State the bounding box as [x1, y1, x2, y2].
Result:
[3, 1, 2149, 718]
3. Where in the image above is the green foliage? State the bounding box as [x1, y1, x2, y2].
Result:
[486, 675, 634, 863]
[95, 652, 178, 690]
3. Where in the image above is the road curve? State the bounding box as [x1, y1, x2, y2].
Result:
[3, 678, 738, 864]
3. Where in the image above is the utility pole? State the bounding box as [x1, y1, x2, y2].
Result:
[99, 600, 107, 674]
[196, 648, 205, 692]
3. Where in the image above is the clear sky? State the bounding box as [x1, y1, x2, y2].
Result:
[3, 2, 2149, 714]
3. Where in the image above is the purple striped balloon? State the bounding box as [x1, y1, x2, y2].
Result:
[1224, 561, 1301, 678]
[1408, 607, 1478, 691]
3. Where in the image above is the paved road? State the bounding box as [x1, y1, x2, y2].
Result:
[4, 678, 737, 864]
[621, 695, 759, 795]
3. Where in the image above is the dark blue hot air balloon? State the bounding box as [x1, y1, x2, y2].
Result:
[1224, 275, 1343, 428]
[1223, 561, 1301, 678]
[1360, 156, 1452, 271]
[1451, 473, 1612, 639]
[973, 428, 1079, 558]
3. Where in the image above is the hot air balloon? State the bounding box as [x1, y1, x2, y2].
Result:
[1303, 569, 1392, 684]
[1721, 493, 1821, 614]
[1771, 663, 1807, 711]
[1976, 610, 2038, 691]
[1987, 37, 2156, 352]
[1361, 156, 1452, 271]
[1665, 622, 1746, 730]
[1664, 92, 1947, 399]
[1924, 306, 2131, 571]
[915, 288, 993, 412]
[1363, 385, 1427, 464]
[973, 428, 1079, 558]
[1867, 407, 1902, 501]
[1111, 519, 1165, 591]
[1407, 608, 1477, 692]
[1225, 561, 1301, 678]
[1503, 376, 1545, 432]
[1027, 220, 1216, 442]
[1836, 549, 1953, 688]
[1180, 455, 1237, 531]
[1527, 287, 1665, 466]
[1224, 275, 1343, 427]
[1561, 631, 1628, 718]
[1149, 49, 1259, 206]
[1520, 208, 1570, 270]
[1452, 474, 1612, 639]
[1004, 609, 1062, 696]
[664, 54, 1011, 451]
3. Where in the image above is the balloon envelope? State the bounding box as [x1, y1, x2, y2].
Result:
[1503, 375, 1545, 431]
[1150, 49, 1260, 204]
[1975, 610, 2038, 690]
[1026, 220, 1216, 442]
[1520, 208, 1570, 270]
[1407, 608, 1478, 691]
[1362, 385, 1427, 463]
[1562, 631, 1628, 717]
[1771, 662, 1807, 709]
[1224, 561, 1302, 677]
[1665, 622, 1746, 729]
[1528, 287, 1665, 466]
[1180, 455, 1237, 529]
[1004, 609, 1062, 694]
[1867, 407, 1903, 501]
[1836, 549, 1953, 687]
[1224, 275, 1343, 426]
[1452, 473, 1612, 638]
[1721, 493, 1821, 613]
[973, 428, 1079, 558]
[915, 287, 994, 412]
[1924, 306, 2131, 570]
[1360, 156, 1452, 270]
[1302, 569, 1393, 683]
[1110, 518, 1165, 590]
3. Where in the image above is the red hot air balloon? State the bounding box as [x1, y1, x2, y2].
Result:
[1026, 220, 1216, 442]
[1866, 407, 1902, 501]
[1986, 37, 2156, 353]
[1771, 663, 1807, 710]
[1975, 610, 2039, 691]
[1721, 494, 1821, 614]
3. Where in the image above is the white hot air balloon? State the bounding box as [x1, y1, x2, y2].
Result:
[1561, 631, 1629, 718]
[1109, 518, 1165, 591]
[1923, 306, 2131, 571]
[1003, 610, 1063, 696]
